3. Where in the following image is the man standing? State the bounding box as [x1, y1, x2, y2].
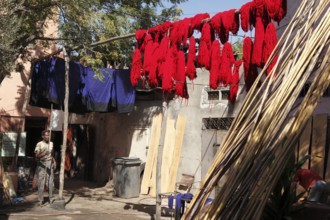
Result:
[34, 130, 55, 206]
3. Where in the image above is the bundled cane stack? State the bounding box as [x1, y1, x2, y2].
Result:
[182, 0, 330, 219]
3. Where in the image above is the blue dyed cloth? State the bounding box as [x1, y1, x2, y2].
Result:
[114, 69, 136, 113]
[30, 59, 60, 109]
[30, 58, 135, 113]
[82, 68, 116, 112]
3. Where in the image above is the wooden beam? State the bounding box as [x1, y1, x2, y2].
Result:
[161, 116, 176, 193]
[140, 114, 162, 194]
[167, 115, 187, 193]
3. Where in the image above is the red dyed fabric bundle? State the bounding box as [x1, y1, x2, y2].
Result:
[198, 41, 210, 69]
[201, 22, 212, 48]
[240, 2, 254, 32]
[211, 12, 222, 38]
[231, 12, 240, 35]
[230, 60, 242, 103]
[220, 9, 238, 43]
[191, 13, 210, 31]
[148, 25, 160, 42]
[275, 0, 287, 24]
[197, 22, 212, 69]
[160, 21, 172, 34]
[243, 37, 259, 91]
[252, 17, 264, 67]
[130, 48, 142, 86]
[186, 36, 197, 81]
[182, 18, 192, 47]
[254, 0, 265, 17]
[148, 42, 160, 87]
[142, 34, 154, 74]
[170, 21, 181, 46]
[209, 40, 221, 89]
[159, 35, 170, 65]
[263, 22, 278, 76]
[175, 51, 187, 97]
[243, 37, 253, 91]
[162, 47, 177, 93]
[265, 0, 281, 19]
[135, 30, 147, 50]
[219, 42, 235, 86]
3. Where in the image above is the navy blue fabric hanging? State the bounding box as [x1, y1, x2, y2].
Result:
[115, 69, 136, 113]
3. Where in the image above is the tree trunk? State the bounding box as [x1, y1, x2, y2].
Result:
[59, 46, 70, 200]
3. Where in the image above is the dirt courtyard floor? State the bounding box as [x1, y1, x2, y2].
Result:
[0, 177, 176, 220]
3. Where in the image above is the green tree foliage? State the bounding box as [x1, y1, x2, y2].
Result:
[0, 0, 186, 84]
[232, 38, 243, 60]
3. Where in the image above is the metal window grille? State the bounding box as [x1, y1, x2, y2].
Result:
[203, 117, 234, 130]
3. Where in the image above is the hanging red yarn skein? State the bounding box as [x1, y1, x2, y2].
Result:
[243, 37, 259, 91]
[186, 36, 197, 80]
[148, 42, 160, 86]
[197, 22, 212, 70]
[254, 0, 265, 18]
[240, 2, 254, 32]
[191, 13, 210, 32]
[220, 9, 238, 43]
[162, 47, 177, 93]
[182, 18, 192, 47]
[265, 0, 281, 19]
[275, 0, 287, 24]
[142, 34, 154, 75]
[211, 12, 222, 38]
[252, 17, 264, 67]
[209, 40, 221, 89]
[130, 48, 142, 86]
[263, 22, 278, 76]
[219, 42, 235, 87]
[243, 37, 253, 91]
[135, 30, 147, 50]
[175, 51, 187, 97]
[230, 60, 242, 103]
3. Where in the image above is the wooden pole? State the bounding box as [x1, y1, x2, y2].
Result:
[58, 46, 70, 200]
[155, 101, 168, 220]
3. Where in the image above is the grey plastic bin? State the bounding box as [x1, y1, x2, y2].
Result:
[112, 157, 142, 198]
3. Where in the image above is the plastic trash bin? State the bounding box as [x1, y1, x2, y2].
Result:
[112, 157, 142, 198]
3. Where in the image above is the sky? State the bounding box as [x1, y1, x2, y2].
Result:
[176, 0, 251, 18]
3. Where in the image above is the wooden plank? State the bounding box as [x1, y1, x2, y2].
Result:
[167, 115, 187, 193]
[140, 114, 162, 195]
[298, 117, 312, 169]
[160, 117, 176, 193]
[140, 115, 157, 194]
[310, 114, 328, 178]
[148, 114, 162, 197]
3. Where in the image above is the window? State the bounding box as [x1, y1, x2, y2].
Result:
[207, 91, 220, 101]
[221, 90, 230, 100]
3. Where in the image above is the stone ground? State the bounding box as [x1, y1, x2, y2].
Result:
[0, 178, 176, 220]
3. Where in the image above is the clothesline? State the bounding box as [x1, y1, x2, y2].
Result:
[90, 11, 247, 48]
[33, 9, 247, 62]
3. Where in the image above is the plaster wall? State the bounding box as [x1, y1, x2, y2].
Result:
[73, 67, 247, 188]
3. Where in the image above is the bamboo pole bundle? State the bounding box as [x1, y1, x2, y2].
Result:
[182, 0, 330, 219]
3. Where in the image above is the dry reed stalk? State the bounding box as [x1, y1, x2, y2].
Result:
[182, 0, 330, 219]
